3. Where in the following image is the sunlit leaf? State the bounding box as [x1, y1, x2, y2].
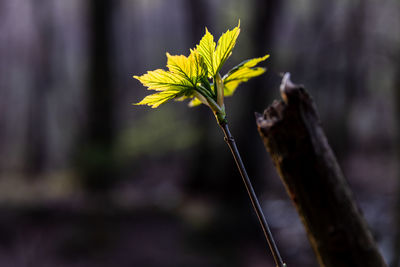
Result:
[214, 21, 240, 74]
[224, 54, 269, 77]
[224, 68, 265, 96]
[135, 90, 183, 108]
[197, 28, 216, 77]
[196, 22, 240, 77]
[190, 49, 208, 82]
[134, 49, 208, 108]
[223, 54, 269, 96]
[174, 95, 190, 102]
[133, 69, 192, 92]
[167, 49, 207, 85]
[188, 97, 202, 107]
[134, 21, 268, 114]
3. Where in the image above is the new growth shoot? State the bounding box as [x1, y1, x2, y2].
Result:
[134, 21, 268, 125]
[134, 21, 286, 267]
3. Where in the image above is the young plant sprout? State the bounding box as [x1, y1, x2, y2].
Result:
[134, 22, 286, 267]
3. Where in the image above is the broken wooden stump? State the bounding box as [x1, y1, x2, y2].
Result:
[256, 73, 387, 267]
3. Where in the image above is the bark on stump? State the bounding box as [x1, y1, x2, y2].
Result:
[256, 74, 387, 267]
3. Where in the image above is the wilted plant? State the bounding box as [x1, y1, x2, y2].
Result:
[134, 22, 286, 267]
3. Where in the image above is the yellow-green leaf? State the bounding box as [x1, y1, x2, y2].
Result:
[196, 22, 240, 77]
[167, 49, 207, 86]
[134, 49, 208, 108]
[214, 21, 240, 74]
[188, 97, 202, 107]
[224, 67, 266, 96]
[223, 54, 269, 96]
[135, 90, 182, 108]
[242, 54, 269, 68]
[133, 21, 268, 112]
[134, 69, 192, 92]
[196, 28, 216, 77]
[224, 54, 270, 77]
[190, 49, 208, 82]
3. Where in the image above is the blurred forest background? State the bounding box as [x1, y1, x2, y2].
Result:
[0, 0, 399, 266]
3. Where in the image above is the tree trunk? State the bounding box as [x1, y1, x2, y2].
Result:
[256, 73, 387, 267]
[26, 0, 54, 175]
[76, 0, 115, 194]
[391, 53, 400, 267]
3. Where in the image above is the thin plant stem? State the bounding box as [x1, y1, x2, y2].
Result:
[219, 121, 286, 267]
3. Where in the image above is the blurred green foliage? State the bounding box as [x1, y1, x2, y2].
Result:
[115, 107, 201, 159]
